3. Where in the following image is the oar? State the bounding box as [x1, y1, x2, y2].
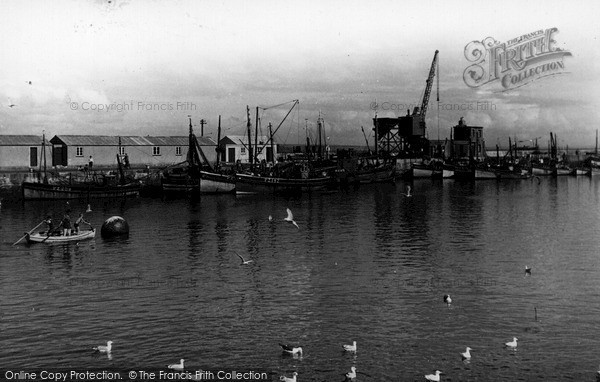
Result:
[13, 220, 46, 246]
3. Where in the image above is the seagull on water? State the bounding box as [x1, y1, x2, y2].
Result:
[279, 372, 297, 382]
[402, 185, 412, 197]
[168, 359, 184, 370]
[525, 266, 531, 275]
[268, 215, 273, 221]
[279, 343, 303, 355]
[234, 251, 253, 265]
[505, 337, 518, 348]
[461, 347, 472, 360]
[425, 370, 441, 381]
[284, 208, 299, 229]
[93, 340, 112, 353]
[443, 294, 452, 305]
[343, 341, 357, 352]
[345, 366, 356, 380]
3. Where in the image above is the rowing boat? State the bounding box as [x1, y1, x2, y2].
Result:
[26, 228, 96, 244]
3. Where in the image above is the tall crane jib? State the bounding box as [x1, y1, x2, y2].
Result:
[415, 50, 439, 126]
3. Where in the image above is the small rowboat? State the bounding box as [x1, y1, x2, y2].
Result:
[26, 228, 96, 244]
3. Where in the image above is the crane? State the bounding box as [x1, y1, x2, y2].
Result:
[412, 50, 439, 129]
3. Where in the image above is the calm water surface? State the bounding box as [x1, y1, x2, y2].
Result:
[2, 177, 600, 381]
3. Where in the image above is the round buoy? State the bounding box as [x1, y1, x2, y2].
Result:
[101, 216, 130, 238]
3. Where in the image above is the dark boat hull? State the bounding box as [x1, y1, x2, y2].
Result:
[235, 173, 334, 194]
[22, 181, 140, 200]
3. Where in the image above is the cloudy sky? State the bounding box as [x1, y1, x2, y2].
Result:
[1, 0, 599, 149]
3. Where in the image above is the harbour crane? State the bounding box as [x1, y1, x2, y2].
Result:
[412, 49, 439, 131]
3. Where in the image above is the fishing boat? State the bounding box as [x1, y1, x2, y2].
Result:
[235, 171, 334, 194]
[410, 160, 444, 178]
[26, 228, 96, 244]
[161, 117, 235, 195]
[233, 102, 338, 194]
[22, 133, 140, 200]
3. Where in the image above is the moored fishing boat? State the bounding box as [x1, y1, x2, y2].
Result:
[235, 169, 334, 194]
[22, 181, 140, 200]
[26, 228, 96, 244]
[162, 117, 235, 195]
[22, 133, 140, 200]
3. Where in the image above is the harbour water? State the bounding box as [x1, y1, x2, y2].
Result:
[2, 176, 600, 381]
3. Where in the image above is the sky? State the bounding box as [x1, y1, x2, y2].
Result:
[0, 0, 599, 149]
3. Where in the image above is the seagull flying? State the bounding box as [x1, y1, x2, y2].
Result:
[284, 208, 299, 229]
[425, 370, 442, 382]
[234, 251, 253, 265]
[402, 185, 412, 197]
[443, 294, 452, 304]
[343, 341, 357, 352]
[279, 372, 297, 382]
[525, 266, 531, 275]
[8, 104, 16, 108]
[461, 347, 472, 360]
[93, 340, 112, 353]
[168, 359, 184, 370]
[505, 337, 518, 348]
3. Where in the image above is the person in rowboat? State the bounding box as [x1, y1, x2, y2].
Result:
[59, 211, 72, 236]
[44, 216, 55, 237]
[74, 213, 91, 234]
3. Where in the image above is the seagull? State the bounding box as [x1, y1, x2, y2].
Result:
[168, 359, 184, 370]
[234, 251, 253, 265]
[86, 204, 92, 213]
[505, 337, 518, 348]
[279, 343, 303, 355]
[425, 370, 442, 382]
[8, 104, 16, 108]
[268, 215, 273, 221]
[345, 366, 356, 379]
[343, 341, 357, 352]
[279, 372, 297, 382]
[402, 185, 412, 197]
[525, 266, 532, 275]
[284, 208, 299, 229]
[443, 294, 452, 305]
[93, 340, 112, 353]
[461, 347, 472, 360]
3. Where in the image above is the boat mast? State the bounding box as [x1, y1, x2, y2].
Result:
[41, 131, 48, 184]
[246, 106, 253, 167]
[361, 126, 371, 154]
[255, 106, 259, 166]
[317, 111, 323, 158]
[117, 136, 125, 185]
[269, 122, 275, 165]
[216, 115, 221, 168]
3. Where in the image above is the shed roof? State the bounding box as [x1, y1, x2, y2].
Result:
[50, 135, 216, 146]
[220, 135, 275, 146]
[0, 135, 50, 146]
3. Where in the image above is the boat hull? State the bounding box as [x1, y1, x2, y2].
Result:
[26, 229, 96, 244]
[474, 169, 497, 179]
[200, 171, 236, 193]
[355, 165, 396, 184]
[235, 173, 334, 194]
[22, 182, 140, 200]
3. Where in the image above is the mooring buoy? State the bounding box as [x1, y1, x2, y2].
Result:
[100, 216, 130, 238]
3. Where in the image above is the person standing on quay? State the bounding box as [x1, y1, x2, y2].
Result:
[89, 155, 94, 169]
